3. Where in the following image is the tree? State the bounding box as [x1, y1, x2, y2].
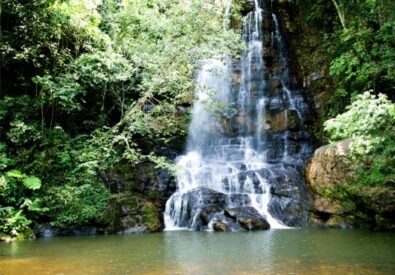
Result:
[325, 91, 395, 185]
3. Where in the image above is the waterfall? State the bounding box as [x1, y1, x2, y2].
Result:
[164, 1, 312, 231]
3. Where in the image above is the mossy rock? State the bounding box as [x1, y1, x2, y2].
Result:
[103, 194, 162, 233]
[142, 201, 162, 232]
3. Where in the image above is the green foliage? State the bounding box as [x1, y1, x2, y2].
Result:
[325, 91, 395, 185]
[296, 1, 394, 127]
[33, 74, 86, 113]
[142, 202, 161, 232]
[0, 0, 241, 238]
[0, 143, 14, 170]
[328, 21, 395, 98]
[320, 1, 395, 117]
[0, 170, 44, 237]
[76, 51, 135, 89]
[0, 208, 32, 238]
[6, 170, 42, 190]
[46, 184, 109, 227]
[7, 120, 42, 145]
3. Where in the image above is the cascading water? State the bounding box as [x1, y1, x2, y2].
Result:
[164, 0, 312, 231]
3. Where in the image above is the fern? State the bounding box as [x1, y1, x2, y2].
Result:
[6, 169, 24, 179]
[22, 176, 41, 190]
[6, 170, 42, 190]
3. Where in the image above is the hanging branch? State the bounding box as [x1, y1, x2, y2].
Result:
[331, 0, 347, 29]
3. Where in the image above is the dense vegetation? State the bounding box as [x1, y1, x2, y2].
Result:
[0, 0, 394, 238]
[300, 0, 395, 186]
[0, 0, 241, 238]
[325, 91, 395, 187]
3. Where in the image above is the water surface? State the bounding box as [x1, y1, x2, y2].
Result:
[1, 229, 394, 274]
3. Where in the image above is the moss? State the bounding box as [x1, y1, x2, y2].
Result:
[147, 190, 161, 201]
[142, 202, 161, 232]
[102, 193, 163, 233]
[15, 227, 35, 240]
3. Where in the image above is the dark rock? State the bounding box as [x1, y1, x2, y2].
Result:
[271, 78, 282, 89]
[102, 160, 177, 233]
[229, 193, 251, 207]
[104, 194, 162, 234]
[269, 195, 304, 226]
[212, 221, 229, 232]
[265, 166, 313, 226]
[176, 106, 189, 114]
[143, 104, 155, 113]
[35, 225, 59, 238]
[168, 188, 272, 231]
[174, 188, 228, 229]
[225, 207, 270, 230]
[199, 205, 226, 226]
[286, 109, 301, 131]
[246, 170, 263, 193]
[239, 0, 255, 16]
[211, 213, 244, 232]
[268, 96, 285, 111]
[265, 149, 278, 163]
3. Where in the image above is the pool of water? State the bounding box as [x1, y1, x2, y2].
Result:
[1, 229, 394, 274]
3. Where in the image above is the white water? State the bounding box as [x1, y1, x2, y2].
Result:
[164, 1, 310, 231]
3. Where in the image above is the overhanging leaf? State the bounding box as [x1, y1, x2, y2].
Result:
[6, 169, 24, 179]
[22, 176, 42, 190]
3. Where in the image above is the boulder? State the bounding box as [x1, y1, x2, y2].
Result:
[306, 139, 395, 230]
[225, 207, 270, 230]
[305, 139, 354, 191]
[211, 213, 243, 232]
[175, 188, 228, 229]
[168, 188, 272, 231]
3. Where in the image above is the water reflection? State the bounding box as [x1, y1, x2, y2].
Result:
[162, 231, 276, 273]
[0, 230, 394, 274]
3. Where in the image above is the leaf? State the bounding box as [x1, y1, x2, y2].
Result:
[22, 176, 42, 190]
[6, 169, 24, 178]
[28, 199, 49, 212]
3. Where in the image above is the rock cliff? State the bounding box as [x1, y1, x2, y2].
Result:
[306, 139, 395, 230]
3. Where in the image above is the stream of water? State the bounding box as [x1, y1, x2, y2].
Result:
[164, 0, 312, 230]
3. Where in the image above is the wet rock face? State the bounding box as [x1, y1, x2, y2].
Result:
[97, 160, 178, 234]
[306, 139, 395, 230]
[104, 162, 177, 212]
[263, 166, 312, 226]
[104, 195, 162, 234]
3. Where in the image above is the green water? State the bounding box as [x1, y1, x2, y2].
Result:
[1, 229, 394, 274]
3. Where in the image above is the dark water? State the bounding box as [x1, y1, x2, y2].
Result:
[1, 229, 394, 274]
